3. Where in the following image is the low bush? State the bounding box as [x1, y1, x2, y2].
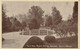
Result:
[45, 36, 56, 43]
[23, 36, 46, 48]
[2, 38, 5, 41]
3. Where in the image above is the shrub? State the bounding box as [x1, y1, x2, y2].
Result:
[23, 36, 46, 48]
[2, 38, 5, 41]
[45, 36, 56, 43]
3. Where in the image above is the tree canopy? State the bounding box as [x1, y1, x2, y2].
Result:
[28, 6, 44, 29]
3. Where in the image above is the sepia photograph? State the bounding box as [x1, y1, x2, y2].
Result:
[2, 1, 78, 48]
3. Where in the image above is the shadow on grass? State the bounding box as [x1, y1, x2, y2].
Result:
[44, 36, 78, 48]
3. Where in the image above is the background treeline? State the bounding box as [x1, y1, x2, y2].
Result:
[2, 6, 22, 33]
[2, 2, 78, 37]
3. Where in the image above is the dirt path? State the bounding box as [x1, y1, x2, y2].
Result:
[2, 32, 46, 48]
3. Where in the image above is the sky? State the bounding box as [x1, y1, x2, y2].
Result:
[3, 1, 74, 20]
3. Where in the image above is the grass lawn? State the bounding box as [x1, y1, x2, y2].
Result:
[43, 36, 78, 48]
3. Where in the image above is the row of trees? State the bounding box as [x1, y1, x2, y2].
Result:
[2, 5, 22, 33]
[21, 6, 62, 30]
[45, 7, 62, 28]
[2, 2, 78, 37]
[22, 2, 78, 38]
[53, 2, 78, 37]
[2, 5, 11, 33]
[2, 4, 62, 32]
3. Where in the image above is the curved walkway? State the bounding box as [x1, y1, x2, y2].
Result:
[2, 32, 46, 48]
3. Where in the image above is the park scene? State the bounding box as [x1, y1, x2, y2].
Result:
[2, 1, 78, 48]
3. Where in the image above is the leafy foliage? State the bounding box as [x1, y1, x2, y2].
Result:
[2, 38, 5, 41]
[2, 5, 12, 33]
[10, 17, 22, 31]
[72, 2, 78, 23]
[53, 2, 78, 37]
[45, 36, 56, 43]
[29, 19, 40, 30]
[52, 7, 62, 25]
[45, 15, 53, 27]
[28, 6, 44, 29]
[71, 2, 78, 36]
[23, 36, 45, 48]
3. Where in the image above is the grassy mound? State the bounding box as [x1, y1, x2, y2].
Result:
[45, 36, 56, 43]
[23, 36, 46, 48]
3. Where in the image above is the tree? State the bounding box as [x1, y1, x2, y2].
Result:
[71, 2, 78, 36]
[72, 2, 78, 23]
[6, 17, 12, 32]
[65, 2, 78, 37]
[53, 2, 78, 38]
[51, 7, 62, 28]
[29, 18, 40, 30]
[14, 18, 22, 30]
[21, 21, 27, 29]
[10, 17, 22, 31]
[55, 20, 74, 38]
[28, 6, 44, 29]
[2, 4, 7, 33]
[45, 15, 53, 27]
[2, 4, 12, 33]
